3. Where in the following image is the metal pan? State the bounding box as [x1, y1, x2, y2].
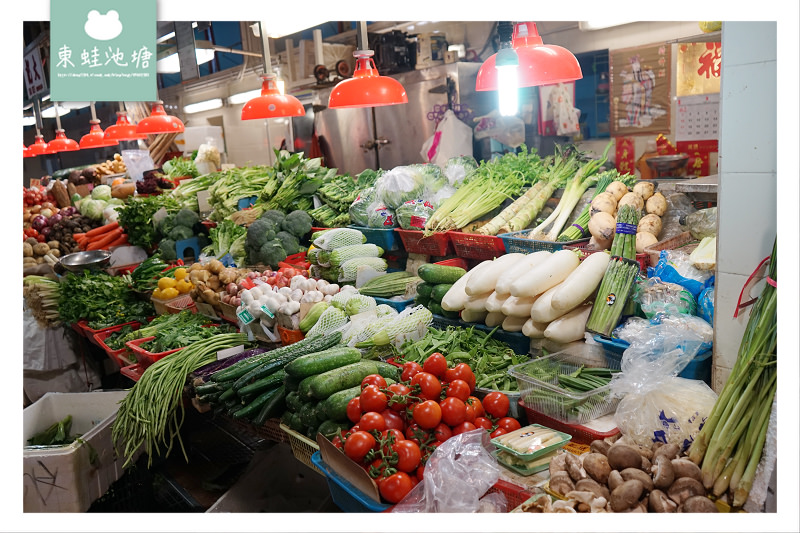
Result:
[58, 250, 112, 273]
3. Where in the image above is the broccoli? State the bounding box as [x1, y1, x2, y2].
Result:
[158, 238, 177, 261]
[275, 230, 300, 256]
[174, 208, 200, 229]
[252, 239, 286, 267]
[281, 209, 313, 238]
[168, 225, 195, 242]
[261, 209, 286, 226]
[245, 217, 278, 253]
[157, 213, 176, 237]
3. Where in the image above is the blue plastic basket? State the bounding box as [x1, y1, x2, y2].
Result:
[310, 451, 389, 512]
[593, 335, 712, 385]
[498, 230, 589, 254]
[348, 225, 401, 252]
[373, 296, 415, 312]
[237, 196, 258, 209]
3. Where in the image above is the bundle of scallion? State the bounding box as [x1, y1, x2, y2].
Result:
[23, 275, 61, 328]
[688, 240, 777, 508]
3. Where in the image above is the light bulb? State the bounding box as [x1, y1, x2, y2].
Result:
[497, 63, 519, 117]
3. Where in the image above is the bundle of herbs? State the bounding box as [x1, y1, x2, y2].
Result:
[57, 271, 155, 329]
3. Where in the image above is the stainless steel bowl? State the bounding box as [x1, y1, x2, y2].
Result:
[58, 250, 112, 273]
[646, 154, 690, 177]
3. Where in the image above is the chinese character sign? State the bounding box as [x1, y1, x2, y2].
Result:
[50, 0, 156, 101]
[24, 46, 48, 99]
[610, 43, 672, 136]
[676, 42, 721, 97]
[615, 136, 636, 176]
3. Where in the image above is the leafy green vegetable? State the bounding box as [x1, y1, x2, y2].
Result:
[27, 415, 76, 446]
[205, 219, 247, 259]
[117, 194, 182, 248]
[57, 271, 155, 328]
[162, 157, 199, 179]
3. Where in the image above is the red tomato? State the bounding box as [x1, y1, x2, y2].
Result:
[411, 371, 442, 401]
[463, 403, 476, 424]
[360, 385, 388, 413]
[473, 416, 493, 430]
[432, 423, 452, 443]
[346, 397, 362, 424]
[451, 421, 477, 436]
[36, 234, 46, 243]
[422, 352, 448, 378]
[482, 391, 511, 419]
[361, 374, 387, 390]
[404, 423, 423, 443]
[489, 427, 508, 439]
[344, 431, 376, 463]
[452, 363, 477, 391]
[392, 439, 422, 472]
[467, 396, 485, 418]
[412, 399, 442, 429]
[380, 409, 406, 431]
[349, 424, 361, 433]
[368, 458, 389, 487]
[401, 361, 422, 382]
[380, 472, 414, 503]
[445, 379, 471, 401]
[497, 417, 522, 433]
[386, 383, 412, 412]
[331, 435, 344, 449]
[359, 412, 386, 432]
[381, 428, 405, 444]
[416, 464, 425, 481]
[439, 396, 467, 427]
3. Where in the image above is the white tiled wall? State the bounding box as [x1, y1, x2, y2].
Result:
[713, 22, 777, 388]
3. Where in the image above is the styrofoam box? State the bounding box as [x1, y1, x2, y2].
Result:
[23, 390, 140, 513]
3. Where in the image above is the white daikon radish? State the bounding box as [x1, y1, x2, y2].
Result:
[550, 251, 610, 313]
[510, 249, 581, 298]
[463, 291, 493, 312]
[501, 295, 538, 318]
[522, 318, 548, 338]
[494, 251, 552, 296]
[484, 291, 510, 313]
[465, 253, 526, 296]
[530, 284, 574, 323]
[502, 315, 528, 332]
[441, 261, 488, 312]
[484, 311, 505, 328]
[460, 308, 488, 323]
[544, 304, 593, 344]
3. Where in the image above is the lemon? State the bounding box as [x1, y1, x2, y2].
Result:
[174, 267, 188, 281]
[176, 279, 193, 294]
[161, 287, 180, 300]
[152, 288, 163, 300]
[158, 277, 177, 291]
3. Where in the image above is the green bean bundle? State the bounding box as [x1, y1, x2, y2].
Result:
[112, 333, 248, 467]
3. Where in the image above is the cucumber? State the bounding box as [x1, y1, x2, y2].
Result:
[231, 387, 279, 420]
[288, 412, 304, 432]
[236, 369, 286, 398]
[415, 294, 431, 307]
[284, 346, 362, 379]
[194, 379, 234, 396]
[418, 263, 466, 285]
[52, 164, 94, 180]
[283, 373, 302, 392]
[231, 353, 297, 392]
[210, 331, 342, 382]
[316, 403, 330, 423]
[298, 374, 316, 399]
[373, 361, 402, 382]
[317, 420, 351, 440]
[298, 402, 318, 428]
[320, 385, 362, 422]
[252, 386, 286, 426]
[285, 390, 303, 413]
[428, 302, 444, 316]
[298, 301, 330, 334]
[441, 308, 460, 320]
[416, 282, 434, 301]
[430, 283, 453, 303]
[280, 410, 293, 426]
[308, 361, 380, 400]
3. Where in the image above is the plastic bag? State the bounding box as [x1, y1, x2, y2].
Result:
[473, 110, 526, 148]
[634, 277, 698, 318]
[443, 155, 479, 187]
[420, 109, 474, 167]
[685, 207, 717, 240]
[659, 193, 697, 241]
[348, 186, 376, 226]
[610, 320, 716, 452]
[613, 313, 713, 352]
[366, 202, 397, 228]
[396, 199, 436, 230]
[374, 166, 427, 210]
[392, 429, 504, 513]
[697, 285, 715, 324]
[647, 249, 714, 299]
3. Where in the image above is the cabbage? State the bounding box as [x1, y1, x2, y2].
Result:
[366, 203, 397, 228]
[349, 187, 376, 226]
[106, 198, 125, 206]
[81, 199, 107, 221]
[91, 184, 112, 201]
[396, 200, 435, 230]
[374, 166, 426, 209]
[443, 156, 479, 187]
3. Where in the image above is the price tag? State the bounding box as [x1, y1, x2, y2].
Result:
[152, 207, 168, 228]
[260, 305, 275, 319]
[563, 442, 591, 456]
[236, 307, 255, 325]
[29, 178, 41, 189]
[197, 190, 212, 216]
[217, 345, 245, 361]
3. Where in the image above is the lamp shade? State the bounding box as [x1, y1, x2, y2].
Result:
[476, 22, 583, 90]
[23, 144, 35, 158]
[241, 75, 305, 120]
[80, 120, 119, 149]
[28, 134, 56, 156]
[47, 129, 81, 152]
[105, 112, 148, 141]
[136, 101, 185, 135]
[328, 53, 408, 109]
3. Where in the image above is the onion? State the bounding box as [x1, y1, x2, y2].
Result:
[40, 226, 52, 237]
[31, 215, 48, 231]
[48, 213, 63, 226]
[39, 208, 53, 218]
[60, 206, 77, 216]
[227, 282, 238, 295]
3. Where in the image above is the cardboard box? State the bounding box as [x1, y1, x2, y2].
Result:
[23, 391, 140, 513]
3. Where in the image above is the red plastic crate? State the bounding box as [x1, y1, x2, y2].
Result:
[564, 241, 650, 275]
[164, 294, 198, 314]
[447, 230, 506, 260]
[277, 325, 304, 346]
[120, 363, 145, 382]
[92, 323, 142, 368]
[125, 336, 183, 369]
[78, 320, 141, 347]
[519, 400, 620, 445]
[394, 229, 453, 256]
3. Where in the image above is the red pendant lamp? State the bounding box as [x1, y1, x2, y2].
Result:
[28, 134, 56, 156]
[476, 22, 583, 91]
[47, 103, 80, 152]
[136, 100, 185, 135]
[241, 22, 305, 120]
[104, 107, 148, 142]
[328, 22, 407, 109]
[23, 144, 35, 158]
[80, 102, 119, 149]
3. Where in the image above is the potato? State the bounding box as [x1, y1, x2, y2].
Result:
[23, 242, 33, 257]
[632, 181, 655, 201]
[590, 192, 617, 217]
[646, 192, 668, 216]
[605, 181, 630, 202]
[33, 243, 51, 257]
[617, 192, 645, 212]
[638, 213, 663, 237]
[588, 211, 616, 242]
[636, 232, 659, 253]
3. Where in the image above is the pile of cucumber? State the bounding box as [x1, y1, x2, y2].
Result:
[414, 263, 466, 319]
[281, 351, 401, 440]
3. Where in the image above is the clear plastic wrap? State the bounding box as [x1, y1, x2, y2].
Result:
[685, 207, 717, 240]
[648, 249, 714, 298]
[659, 193, 697, 241]
[391, 429, 504, 513]
[443, 155, 479, 187]
[374, 166, 427, 209]
[610, 319, 716, 452]
[396, 200, 435, 230]
[633, 277, 697, 318]
[366, 202, 397, 228]
[348, 186, 376, 226]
